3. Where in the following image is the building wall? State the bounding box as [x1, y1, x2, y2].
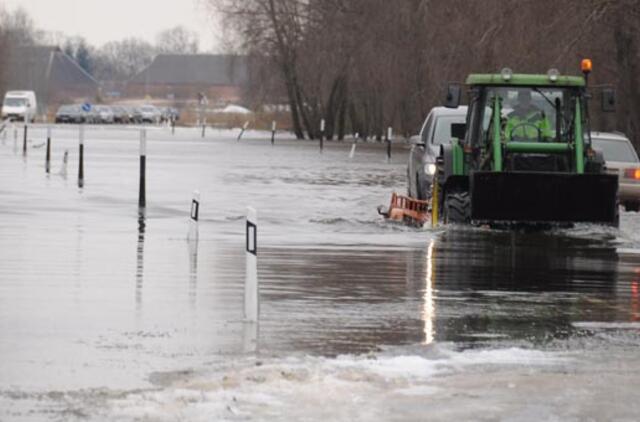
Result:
[125, 83, 243, 104]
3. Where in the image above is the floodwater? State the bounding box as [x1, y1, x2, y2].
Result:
[1, 124, 640, 421]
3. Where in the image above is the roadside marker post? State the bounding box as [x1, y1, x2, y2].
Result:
[386, 127, 393, 161]
[320, 119, 325, 152]
[245, 207, 259, 322]
[187, 190, 200, 242]
[138, 129, 147, 208]
[271, 120, 277, 145]
[350, 132, 358, 159]
[238, 121, 250, 142]
[22, 123, 27, 156]
[78, 125, 85, 188]
[45, 126, 51, 174]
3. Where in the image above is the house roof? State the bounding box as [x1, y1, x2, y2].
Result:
[129, 54, 248, 86]
[4, 46, 99, 105]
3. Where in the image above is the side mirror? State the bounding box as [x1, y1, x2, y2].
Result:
[445, 84, 462, 109]
[409, 135, 424, 146]
[602, 88, 616, 112]
[451, 123, 466, 140]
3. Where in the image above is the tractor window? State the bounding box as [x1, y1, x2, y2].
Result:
[481, 87, 575, 144]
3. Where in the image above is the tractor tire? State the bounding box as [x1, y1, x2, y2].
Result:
[624, 202, 640, 212]
[444, 191, 470, 224]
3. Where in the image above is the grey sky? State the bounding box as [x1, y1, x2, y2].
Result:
[2, 0, 221, 51]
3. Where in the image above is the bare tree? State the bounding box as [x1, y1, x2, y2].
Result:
[156, 26, 200, 54]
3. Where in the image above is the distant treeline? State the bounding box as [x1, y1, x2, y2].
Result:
[212, 0, 640, 146]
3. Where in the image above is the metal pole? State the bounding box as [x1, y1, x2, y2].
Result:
[244, 207, 258, 322]
[78, 125, 84, 188]
[138, 129, 147, 208]
[45, 126, 51, 174]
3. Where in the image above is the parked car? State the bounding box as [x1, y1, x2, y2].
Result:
[139, 105, 161, 124]
[94, 105, 115, 124]
[591, 131, 640, 212]
[55, 104, 84, 124]
[111, 105, 131, 124]
[2, 90, 37, 122]
[407, 106, 468, 199]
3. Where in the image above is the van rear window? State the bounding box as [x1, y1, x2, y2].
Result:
[3, 98, 27, 107]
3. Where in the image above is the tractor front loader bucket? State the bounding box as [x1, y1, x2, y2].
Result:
[470, 172, 619, 225]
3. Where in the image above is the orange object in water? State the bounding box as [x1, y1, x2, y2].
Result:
[378, 192, 431, 226]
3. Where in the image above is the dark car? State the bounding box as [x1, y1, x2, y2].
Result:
[55, 104, 84, 124]
[110, 105, 130, 124]
[407, 106, 468, 199]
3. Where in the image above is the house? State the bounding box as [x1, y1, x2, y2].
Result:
[3, 46, 99, 112]
[126, 54, 248, 104]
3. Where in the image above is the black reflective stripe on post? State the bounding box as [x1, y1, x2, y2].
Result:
[190, 199, 200, 221]
[45, 136, 51, 173]
[246, 221, 257, 256]
[23, 125, 27, 155]
[138, 155, 146, 208]
[78, 144, 84, 187]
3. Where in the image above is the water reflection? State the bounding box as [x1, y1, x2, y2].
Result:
[188, 231, 198, 308]
[422, 239, 435, 345]
[136, 210, 145, 312]
[259, 229, 632, 354]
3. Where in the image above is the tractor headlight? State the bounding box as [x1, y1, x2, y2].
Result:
[425, 163, 437, 175]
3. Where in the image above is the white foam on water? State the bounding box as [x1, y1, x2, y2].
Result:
[573, 321, 640, 330]
[80, 346, 570, 421]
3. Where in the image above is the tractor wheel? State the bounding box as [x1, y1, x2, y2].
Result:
[624, 202, 640, 212]
[444, 191, 470, 224]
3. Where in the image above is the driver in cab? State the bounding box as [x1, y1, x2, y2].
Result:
[504, 90, 553, 142]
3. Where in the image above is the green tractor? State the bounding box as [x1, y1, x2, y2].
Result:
[435, 62, 619, 227]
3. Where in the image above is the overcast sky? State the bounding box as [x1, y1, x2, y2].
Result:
[2, 0, 221, 51]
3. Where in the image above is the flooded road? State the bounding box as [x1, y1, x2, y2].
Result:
[1, 124, 640, 420]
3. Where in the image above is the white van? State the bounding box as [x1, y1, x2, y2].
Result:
[1, 91, 37, 122]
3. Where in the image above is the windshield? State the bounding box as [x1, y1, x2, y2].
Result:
[4, 98, 27, 107]
[432, 115, 466, 145]
[592, 138, 639, 163]
[481, 87, 576, 144]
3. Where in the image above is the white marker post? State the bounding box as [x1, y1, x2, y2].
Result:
[237, 121, 250, 142]
[138, 129, 147, 208]
[188, 190, 200, 242]
[45, 126, 52, 174]
[386, 127, 393, 161]
[78, 125, 85, 188]
[270, 120, 276, 145]
[320, 119, 326, 152]
[244, 207, 258, 322]
[350, 132, 358, 160]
